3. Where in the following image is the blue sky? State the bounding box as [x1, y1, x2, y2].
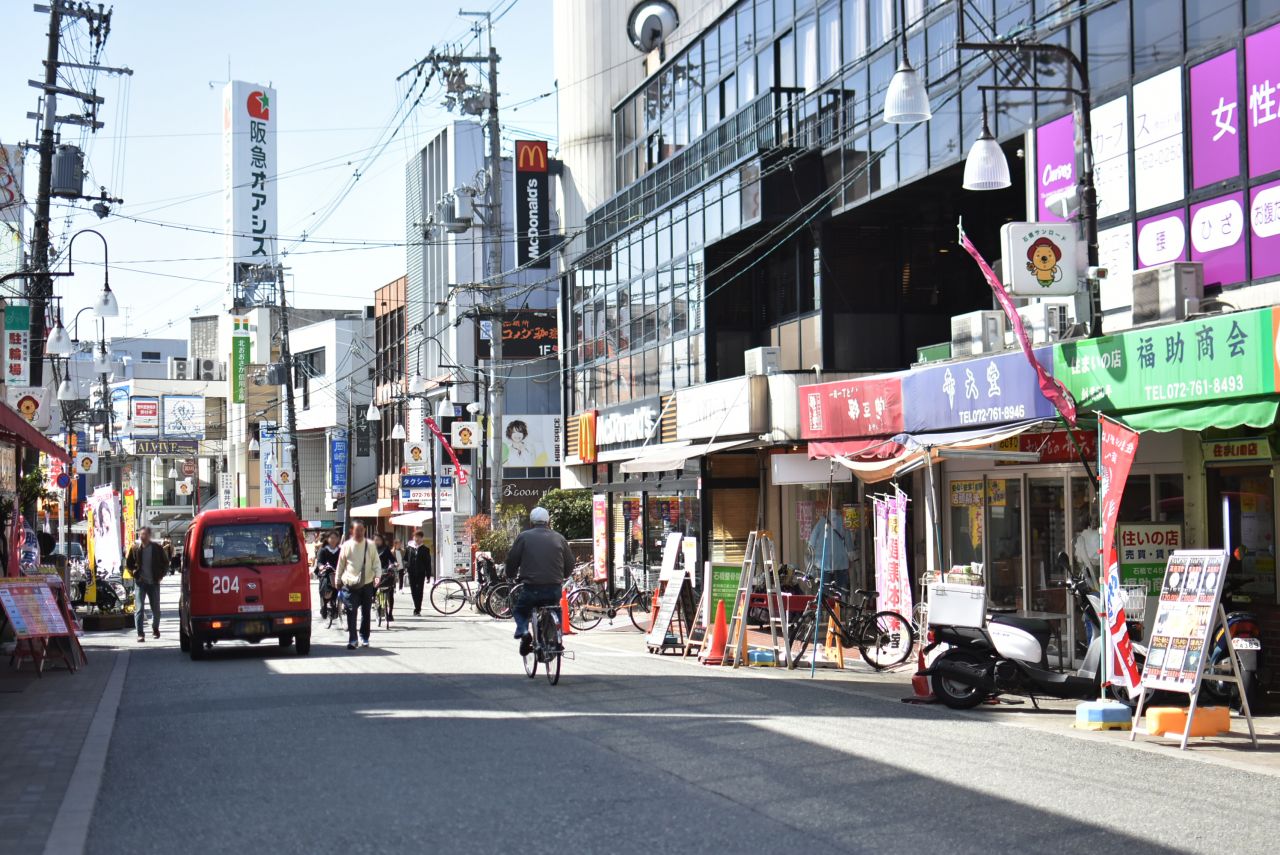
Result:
[0, 0, 556, 340]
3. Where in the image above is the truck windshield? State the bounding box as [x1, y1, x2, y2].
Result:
[200, 523, 299, 567]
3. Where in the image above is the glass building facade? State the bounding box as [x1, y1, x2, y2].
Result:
[567, 0, 1280, 418]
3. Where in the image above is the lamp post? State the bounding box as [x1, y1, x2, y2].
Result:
[958, 41, 1099, 335]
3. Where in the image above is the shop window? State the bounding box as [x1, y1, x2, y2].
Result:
[820, 2, 840, 81]
[926, 13, 956, 83]
[798, 16, 819, 91]
[869, 0, 893, 47]
[739, 4, 756, 60]
[1186, 0, 1239, 53]
[1119, 474, 1153, 522]
[1155, 473, 1185, 523]
[870, 123, 897, 192]
[928, 94, 960, 168]
[899, 121, 928, 181]
[1206, 466, 1276, 603]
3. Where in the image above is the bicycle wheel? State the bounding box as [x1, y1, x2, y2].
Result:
[430, 579, 467, 615]
[627, 589, 654, 631]
[857, 610, 915, 670]
[522, 629, 537, 678]
[788, 614, 815, 669]
[569, 589, 604, 630]
[486, 582, 514, 620]
[541, 611, 562, 686]
[911, 601, 930, 637]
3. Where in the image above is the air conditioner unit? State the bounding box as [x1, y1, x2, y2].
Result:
[168, 357, 190, 380]
[1013, 302, 1073, 345]
[196, 358, 220, 380]
[744, 346, 780, 377]
[1131, 262, 1204, 326]
[950, 311, 1006, 357]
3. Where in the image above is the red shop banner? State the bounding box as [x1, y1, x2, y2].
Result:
[1099, 416, 1142, 691]
[798, 376, 905, 440]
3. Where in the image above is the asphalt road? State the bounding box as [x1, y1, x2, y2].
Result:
[84, 580, 1280, 855]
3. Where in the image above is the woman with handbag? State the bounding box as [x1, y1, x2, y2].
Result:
[336, 523, 380, 649]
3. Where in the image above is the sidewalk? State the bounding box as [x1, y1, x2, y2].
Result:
[566, 617, 1280, 778]
[0, 645, 120, 854]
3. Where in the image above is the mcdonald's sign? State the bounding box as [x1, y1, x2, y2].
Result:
[516, 140, 547, 172]
[577, 410, 598, 464]
[514, 139, 551, 269]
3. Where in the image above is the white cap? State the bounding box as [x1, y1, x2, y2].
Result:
[530, 507, 550, 525]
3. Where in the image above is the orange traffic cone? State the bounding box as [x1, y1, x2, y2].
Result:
[560, 588, 575, 636]
[647, 584, 661, 633]
[910, 629, 935, 701]
[702, 600, 728, 665]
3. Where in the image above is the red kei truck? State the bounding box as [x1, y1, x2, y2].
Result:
[179, 508, 312, 660]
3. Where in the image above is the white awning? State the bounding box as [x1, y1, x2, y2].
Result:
[390, 510, 433, 527]
[831, 420, 1051, 483]
[620, 439, 753, 474]
[349, 499, 392, 519]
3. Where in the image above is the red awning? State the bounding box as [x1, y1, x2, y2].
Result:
[807, 437, 903, 461]
[0, 403, 69, 463]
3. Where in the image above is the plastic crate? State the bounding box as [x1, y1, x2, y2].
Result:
[1118, 585, 1148, 621]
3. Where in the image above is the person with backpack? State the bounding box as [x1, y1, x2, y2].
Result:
[312, 530, 342, 620]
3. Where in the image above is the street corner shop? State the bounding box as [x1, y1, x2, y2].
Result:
[798, 306, 1280, 689]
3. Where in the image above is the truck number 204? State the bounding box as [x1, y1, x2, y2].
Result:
[212, 575, 240, 594]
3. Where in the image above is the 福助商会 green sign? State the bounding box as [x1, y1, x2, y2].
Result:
[1054, 307, 1279, 411]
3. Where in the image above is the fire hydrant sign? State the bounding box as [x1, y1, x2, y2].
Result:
[0, 578, 69, 638]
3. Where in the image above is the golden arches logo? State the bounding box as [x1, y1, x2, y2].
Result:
[516, 140, 547, 172]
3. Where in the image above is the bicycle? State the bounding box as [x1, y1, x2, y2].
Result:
[515, 584, 568, 685]
[430, 573, 504, 615]
[786, 577, 915, 670]
[567, 563, 654, 631]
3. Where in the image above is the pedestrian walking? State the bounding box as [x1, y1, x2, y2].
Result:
[392, 537, 406, 590]
[336, 522, 380, 649]
[406, 530, 432, 615]
[374, 533, 396, 624]
[125, 526, 169, 642]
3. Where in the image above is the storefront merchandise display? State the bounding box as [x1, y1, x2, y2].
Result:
[1142, 550, 1229, 693]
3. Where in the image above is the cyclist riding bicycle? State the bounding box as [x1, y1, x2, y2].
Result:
[312, 530, 342, 620]
[505, 506, 574, 656]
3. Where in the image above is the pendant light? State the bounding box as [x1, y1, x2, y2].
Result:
[963, 93, 1012, 191]
[883, 0, 932, 124]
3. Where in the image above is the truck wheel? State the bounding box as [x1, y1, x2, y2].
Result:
[179, 625, 191, 652]
[278, 635, 293, 648]
[295, 631, 311, 655]
[190, 633, 206, 661]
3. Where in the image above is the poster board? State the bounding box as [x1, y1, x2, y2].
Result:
[645, 536, 693, 649]
[1140, 549, 1227, 694]
[0, 577, 70, 638]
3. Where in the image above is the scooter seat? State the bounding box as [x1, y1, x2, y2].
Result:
[990, 614, 1052, 647]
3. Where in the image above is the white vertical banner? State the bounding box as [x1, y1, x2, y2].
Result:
[873, 497, 888, 598]
[0, 144, 23, 276]
[259, 423, 278, 508]
[885, 489, 913, 617]
[223, 81, 278, 287]
[88, 485, 122, 575]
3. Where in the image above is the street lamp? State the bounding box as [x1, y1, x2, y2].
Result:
[408, 373, 429, 395]
[949, 39, 1101, 334]
[92, 342, 111, 375]
[57, 378, 77, 401]
[365, 402, 381, 422]
[883, 0, 931, 124]
[390, 423, 407, 440]
[962, 93, 1011, 191]
[167, 466, 178, 479]
[248, 438, 260, 452]
[45, 315, 72, 356]
[97, 435, 111, 454]
[64, 229, 119, 318]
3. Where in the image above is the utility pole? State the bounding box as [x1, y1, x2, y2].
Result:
[484, 33, 506, 520]
[277, 266, 303, 514]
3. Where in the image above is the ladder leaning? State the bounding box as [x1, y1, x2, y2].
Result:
[722, 531, 790, 669]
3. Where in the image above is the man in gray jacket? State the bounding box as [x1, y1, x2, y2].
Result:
[505, 507, 574, 653]
[125, 527, 169, 642]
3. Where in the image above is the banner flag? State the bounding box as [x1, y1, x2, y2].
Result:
[959, 227, 1077, 426]
[424, 417, 468, 486]
[1099, 415, 1142, 691]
